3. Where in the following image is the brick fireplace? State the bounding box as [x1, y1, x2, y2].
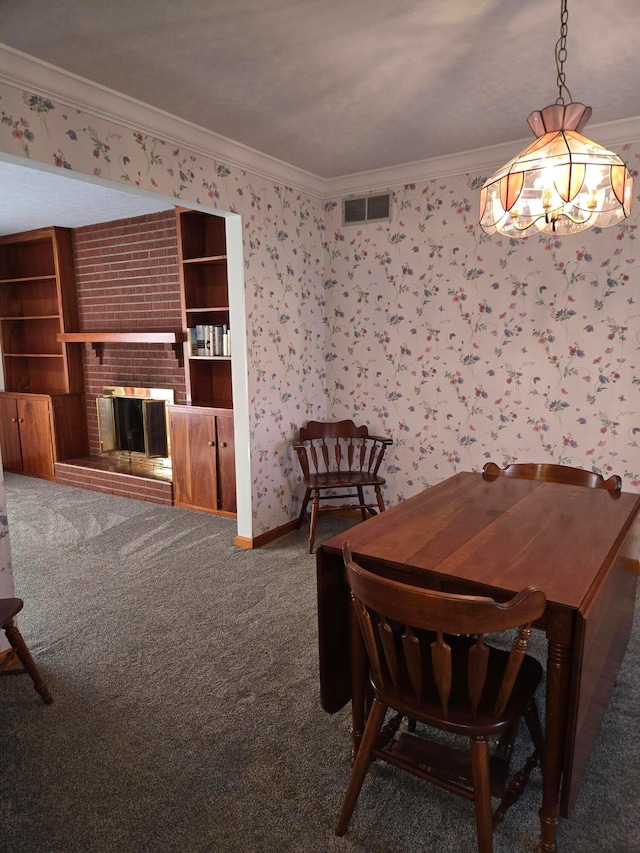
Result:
[54, 210, 185, 504]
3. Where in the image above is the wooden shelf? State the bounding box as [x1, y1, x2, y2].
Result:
[58, 331, 185, 344]
[182, 255, 227, 264]
[0, 314, 60, 321]
[188, 355, 231, 362]
[57, 330, 187, 365]
[4, 353, 64, 359]
[0, 274, 57, 285]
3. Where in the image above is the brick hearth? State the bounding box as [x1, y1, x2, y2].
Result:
[55, 459, 173, 506]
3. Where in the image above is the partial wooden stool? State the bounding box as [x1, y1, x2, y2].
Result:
[0, 598, 53, 704]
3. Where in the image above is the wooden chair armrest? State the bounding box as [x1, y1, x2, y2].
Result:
[367, 435, 393, 446]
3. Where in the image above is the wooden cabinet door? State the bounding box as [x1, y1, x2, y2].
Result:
[170, 409, 218, 512]
[17, 397, 55, 479]
[216, 411, 236, 513]
[0, 395, 23, 472]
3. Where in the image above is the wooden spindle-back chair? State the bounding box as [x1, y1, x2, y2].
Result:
[336, 543, 546, 853]
[293, 420, 392, 552]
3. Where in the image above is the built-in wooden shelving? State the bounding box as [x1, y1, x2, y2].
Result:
[0, 226, 83, 394]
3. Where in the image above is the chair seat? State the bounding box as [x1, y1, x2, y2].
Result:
[304, 471, 386, 489]
[0, 598, 23, 625]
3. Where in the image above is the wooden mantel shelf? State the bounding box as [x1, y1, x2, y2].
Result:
[57, 331, 186, 364]
[58, 331, 185, 343]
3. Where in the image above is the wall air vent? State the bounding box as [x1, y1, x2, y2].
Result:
[342, 192, 391, 226]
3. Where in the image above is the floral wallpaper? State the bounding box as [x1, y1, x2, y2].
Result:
[322, 163, 640, 500]
[0, 79, 638, 547]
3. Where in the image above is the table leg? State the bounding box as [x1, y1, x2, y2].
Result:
[539, 640, 571, 853]
[349, 597, 366, 759]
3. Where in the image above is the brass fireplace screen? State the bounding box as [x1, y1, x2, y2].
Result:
[96, 387, 174, 460]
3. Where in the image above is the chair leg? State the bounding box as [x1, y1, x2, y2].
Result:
[493, 722, 518, 763]
[336, 698, 387, 836]
[524, 699, 545, 765]
[296, 488, 311, 529]
[307, 490, 320, 553]
[3, 619, 53, 704]
[470, 736, 493, 853]
[374, 484, 385, 514]
[356, 486, 368, 521]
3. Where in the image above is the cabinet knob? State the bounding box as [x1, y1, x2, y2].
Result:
[11, 417, 17, 423]
[18, 418, 24, 423]
[220, 442, 228, 448]
[208, 440, 216, 447]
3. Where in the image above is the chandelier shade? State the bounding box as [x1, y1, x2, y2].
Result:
[479, 103, 633, 237]
[479, 0, 633, 238]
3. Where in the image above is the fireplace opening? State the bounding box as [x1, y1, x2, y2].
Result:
[97, 386, 174, 467]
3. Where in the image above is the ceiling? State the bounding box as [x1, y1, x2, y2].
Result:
[1, 0, 639, 180]
[0, 158, 175, 236]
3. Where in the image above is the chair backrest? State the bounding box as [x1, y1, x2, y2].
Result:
[296, 420, 391, 479]
[343, 542, 546, 721]
[482, 461, 622, 493]
[299, 419, 368, 442]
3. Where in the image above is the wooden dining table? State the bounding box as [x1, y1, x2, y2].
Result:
[316, 471, 640, 853]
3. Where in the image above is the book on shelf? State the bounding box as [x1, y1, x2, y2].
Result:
[213, 325, 223, 356]
[192, 324, 230, 357]
[196, 325, 206, 356]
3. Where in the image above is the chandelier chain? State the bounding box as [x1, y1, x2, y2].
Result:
[555, 0, 573, 104]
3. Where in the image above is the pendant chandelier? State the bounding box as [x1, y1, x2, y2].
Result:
[479, 0, 633, 238]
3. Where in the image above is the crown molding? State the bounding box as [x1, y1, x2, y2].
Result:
[2, 44, 640, 202]
[326, 116, 640, 198]
[0, 44, 325, 196]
